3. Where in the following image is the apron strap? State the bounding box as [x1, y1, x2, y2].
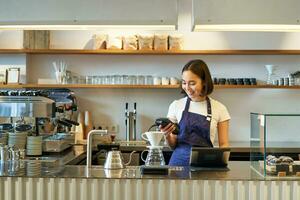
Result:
[185, 97, 212, 122]
[206, 97, 212, 122]
[184, 97, 191, 112]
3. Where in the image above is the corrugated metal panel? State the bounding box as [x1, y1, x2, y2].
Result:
[0, 178, 299, 200]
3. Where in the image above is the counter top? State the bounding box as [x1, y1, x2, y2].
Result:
[2, 143, 300, 181]
[1, 160, 300, 181]
[119, 141, 300, 153]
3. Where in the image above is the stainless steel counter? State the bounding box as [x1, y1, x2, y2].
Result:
[2, 144, 300, 200]
[119, 141, 300, 153]
[1, 160, 300, 181]
[2, 161, 300, 200]
[2, 143, 300, 180]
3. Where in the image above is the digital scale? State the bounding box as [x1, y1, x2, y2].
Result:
[140, 165, 169, 175]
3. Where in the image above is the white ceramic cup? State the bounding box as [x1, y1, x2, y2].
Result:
[170, 77, 179, 85]
[153, 76, 162, 85]
[161, 77, 170, 85]
[141, 131, 164, 146]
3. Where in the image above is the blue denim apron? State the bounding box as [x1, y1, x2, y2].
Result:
[168, 97, 213, 166]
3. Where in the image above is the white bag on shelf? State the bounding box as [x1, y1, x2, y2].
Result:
[169, 34, 184, 50]
[138, 34, 154, 50]
[154, 34, 168, 50]
[107, 35, 123, 50]
[123, 35, 138, 50]
[92, 34, 107, 49]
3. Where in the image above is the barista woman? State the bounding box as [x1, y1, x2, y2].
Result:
[161, 59, 230, 166]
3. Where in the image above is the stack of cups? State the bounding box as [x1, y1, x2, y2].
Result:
[26, 136, 42, 156]
[8, 132, 27, 149]
[0, 133, 8, 145]
[26, 161, 41, 176]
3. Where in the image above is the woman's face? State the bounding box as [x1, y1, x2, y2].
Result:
[182, 70, 205, 101]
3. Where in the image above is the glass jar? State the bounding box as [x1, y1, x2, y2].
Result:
[86, 76, 93, 84]
[137, 75, 145, 85]
[129, 75, 137, 85]
[121, 75, 129, 84]
[145, 75, 153, 85]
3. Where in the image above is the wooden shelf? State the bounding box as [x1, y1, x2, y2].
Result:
[1, 49, 300, 55]
[1, 84, 300, 89]
[0, 84, 24, 89]
[0, 84, 181, 89]
[214, 85, 300, 89]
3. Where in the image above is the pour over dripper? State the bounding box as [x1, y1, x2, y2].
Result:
[265, 65, 277, 84]
[141, 131, 164, 146]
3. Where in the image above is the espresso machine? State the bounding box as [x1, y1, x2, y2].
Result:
[0, 89, 78, 153]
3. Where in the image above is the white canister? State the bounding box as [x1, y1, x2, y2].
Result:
[170, 77, 179, 85]
[161, 77, 170, 85]
[153, 76, 162, 85]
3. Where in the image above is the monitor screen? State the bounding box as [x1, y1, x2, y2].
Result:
[189, 147, 231, 167]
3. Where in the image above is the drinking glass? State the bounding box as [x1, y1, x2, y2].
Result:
[116, 75, 121, 84]
[71, 75, 79, 84]
[91, 76, 98, 84]
[145, 75, 153, 85]
[104, 75, 111, 84]
[86, 76, 93, 84]
[121, 75, 129, 84]
[111, 75, 121, 84]
[129, 75, 137, 85]
[137, 75, 145, 85]
[98, 76, 104, 84]
[79, 76, 86, 84]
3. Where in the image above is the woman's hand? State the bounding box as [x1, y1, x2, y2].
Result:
[160, 123, 176, 137]
[160, 123, 177, 148]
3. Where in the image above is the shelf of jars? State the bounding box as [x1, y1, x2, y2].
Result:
[0, 84, 180, 89]
[1, 49, 300, 55]
[1, 84, 300, 89]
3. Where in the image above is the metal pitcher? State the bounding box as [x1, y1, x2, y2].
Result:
[104, 149, 136, 169]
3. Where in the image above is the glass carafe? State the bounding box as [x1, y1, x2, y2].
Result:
[265, 65, 277, 85]
[141, 147, 165, 166]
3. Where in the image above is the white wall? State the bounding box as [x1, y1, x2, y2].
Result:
[1, 0, 300, 144]
[25, 53, 300, 142]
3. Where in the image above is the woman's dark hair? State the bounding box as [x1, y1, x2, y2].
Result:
[181, 59, 214, 96]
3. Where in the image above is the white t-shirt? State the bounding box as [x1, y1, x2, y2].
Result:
[167, 96, 230, 144]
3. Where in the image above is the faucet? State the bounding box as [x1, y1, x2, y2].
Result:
[86, 129, 108, 168]
[125, 102, 137, 141]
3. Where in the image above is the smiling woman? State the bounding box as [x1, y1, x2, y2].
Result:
[181, 60, 214, 102]
[160, 59, 231, 166]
